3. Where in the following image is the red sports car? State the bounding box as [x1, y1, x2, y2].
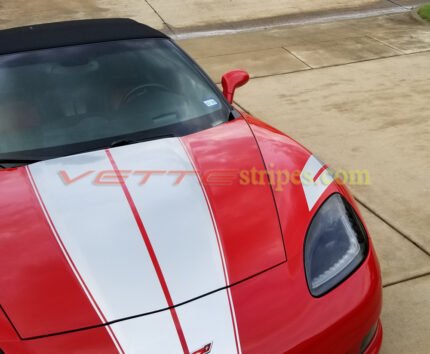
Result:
[0, 19, 382, 354]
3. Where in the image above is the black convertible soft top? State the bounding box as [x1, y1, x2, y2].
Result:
[0, 18, 167, 55]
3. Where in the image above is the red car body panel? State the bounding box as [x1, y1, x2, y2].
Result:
[0, 113, 382, 353]
[365, 320, 383, 354]
[231, 114, 383, 354]
[0, 167, 104, 337]
[182, 118, 286, 284]
[231, 238, 381, 354]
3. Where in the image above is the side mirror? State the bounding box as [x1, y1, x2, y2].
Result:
[221, 70, 250, 104]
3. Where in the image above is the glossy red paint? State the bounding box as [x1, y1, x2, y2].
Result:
[364, 320, 383, 354]
[221, 70, 250, 104]
[0, 310, 118, 354]
[0, 167, 112, 338]
[230, 247, 381, 354]
[182, 118, 286, 285]
[236, 112, 382, 354]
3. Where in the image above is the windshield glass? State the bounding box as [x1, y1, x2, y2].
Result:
[0, 38, 230, 163]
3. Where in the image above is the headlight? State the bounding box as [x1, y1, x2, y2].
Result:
[304, 193, 368, 296]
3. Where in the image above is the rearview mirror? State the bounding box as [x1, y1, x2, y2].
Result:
[221, 70, 250, 104]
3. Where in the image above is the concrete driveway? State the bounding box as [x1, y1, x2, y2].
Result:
[1, 1, 429, 353]
[0, 0, 428, 33]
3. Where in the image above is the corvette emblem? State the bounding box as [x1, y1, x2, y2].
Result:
[191, 342, 213, 354]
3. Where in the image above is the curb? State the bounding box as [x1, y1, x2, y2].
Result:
[170, 4, 409, 40]
[410, 7, 430, 25]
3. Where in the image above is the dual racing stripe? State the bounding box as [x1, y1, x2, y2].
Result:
[27, 138, 241, 353]
[300, 155, 334, 211]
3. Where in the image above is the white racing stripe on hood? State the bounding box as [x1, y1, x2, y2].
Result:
[108, 138, 226, 304]
[29, 138, 239, 353]
[29, 149, 182, 352]
[110, 289, 239, 354]
[111, 310, 183, 353]
[109, 138, 239, 352]
[176, 289, 239, 354]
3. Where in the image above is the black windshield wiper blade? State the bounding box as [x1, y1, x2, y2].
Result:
[110, 134, 175, 148]
[109, 139, 137, 148]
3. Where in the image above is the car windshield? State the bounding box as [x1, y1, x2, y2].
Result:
[0, 38, 230, 165]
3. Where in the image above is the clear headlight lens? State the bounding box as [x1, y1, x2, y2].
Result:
[304, 194, 368, 296]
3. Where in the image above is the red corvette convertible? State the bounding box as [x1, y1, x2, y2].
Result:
[0, 19, 382, 354]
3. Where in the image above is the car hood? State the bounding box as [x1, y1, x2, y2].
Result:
[0, 118, 286, 338]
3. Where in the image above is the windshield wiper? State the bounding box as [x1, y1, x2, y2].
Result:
[0, 159, 41, 169]
[110, 134, 175, 148]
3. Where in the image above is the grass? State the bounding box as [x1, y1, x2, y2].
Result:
[418, 4, 430, 21]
